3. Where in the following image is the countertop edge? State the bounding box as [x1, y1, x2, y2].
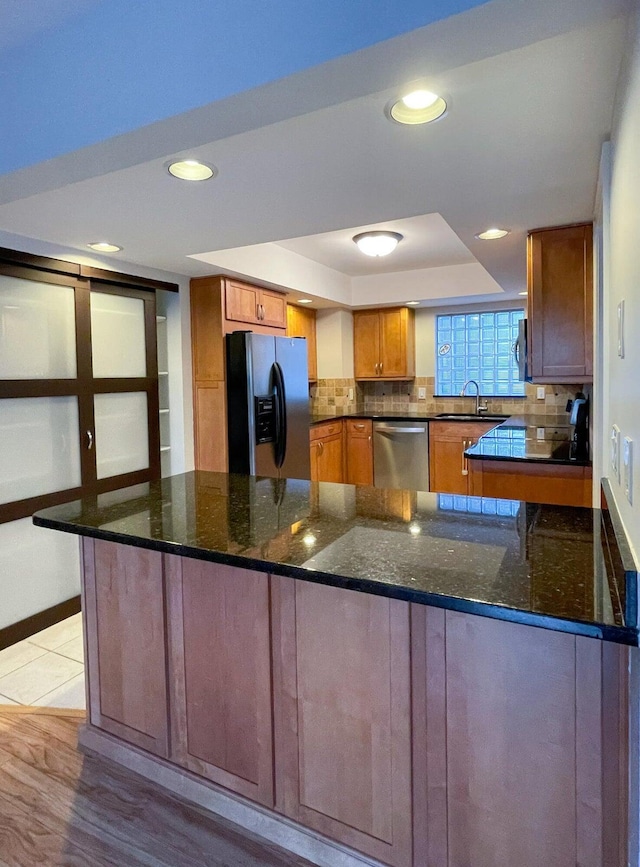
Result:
[32, 512, 638, 647]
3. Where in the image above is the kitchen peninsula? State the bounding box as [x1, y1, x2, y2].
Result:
[34, 473, 635, 867]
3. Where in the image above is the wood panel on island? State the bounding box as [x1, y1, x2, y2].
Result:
[468, 458, 593, 508]
[353, 306, 415, 380]
[527, 222, 593, 383]
[80, 538, 629, 867]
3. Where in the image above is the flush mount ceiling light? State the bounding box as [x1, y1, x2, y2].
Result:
[87, 242, 122, 253]
[297, 298, 313, 304]
[167, 159, 216, 181]
[475, 227, 510, 240]
[353, 231, 403, 257]
[406, 301, 421, 306]
[518, 291, 528, 296]
[388, 89, 447, 125]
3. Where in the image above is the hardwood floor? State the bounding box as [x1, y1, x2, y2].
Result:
[0, 707, 315, 867]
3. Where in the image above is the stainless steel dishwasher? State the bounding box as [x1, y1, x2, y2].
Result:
[373, 421, 429, 491]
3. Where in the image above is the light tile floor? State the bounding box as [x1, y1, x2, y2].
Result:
[0, 613, 85, 709]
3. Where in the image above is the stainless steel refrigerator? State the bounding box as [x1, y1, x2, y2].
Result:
[226, 332, 311, 479]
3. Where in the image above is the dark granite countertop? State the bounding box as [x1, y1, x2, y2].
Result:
[33, 471, 636, 645]
[465, 415, 591, 466]
[311, 412, 590, 467]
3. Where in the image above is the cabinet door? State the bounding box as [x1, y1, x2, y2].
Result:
[273, 577, 412, 867]
[379, 307, 413, 378]
[259, 288, 287, 329]
[82, 538, 168, 757]
[345, 420, 373, 485]
[316, 433, 343, 482]
[166, 556, 274, 807]
[287, 304, 317, 380]
[225, 279, 260, 325]
[353, 310, 381, 378]
[528, 224, 593, 382]
[429, 435, 468, 494]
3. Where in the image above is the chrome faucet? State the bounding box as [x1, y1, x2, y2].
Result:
[460, 379, 488, 415]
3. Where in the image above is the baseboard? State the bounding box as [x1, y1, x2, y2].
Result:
[79, 724, 386, 867]
[0, 595, 81, 651]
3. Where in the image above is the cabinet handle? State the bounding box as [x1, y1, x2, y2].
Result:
[261, 304, 265, 320]
[375, 362, 379, 375]
[355, 423, 365, 430]
[380, 361, 383, 374]
[461, 439, 468, 476]
[86, 430, 93, 450]
[319, 441, 324, 455]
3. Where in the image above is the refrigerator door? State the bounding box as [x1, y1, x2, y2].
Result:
[274, 336, 311, 480]
[226, 332, 311, 480]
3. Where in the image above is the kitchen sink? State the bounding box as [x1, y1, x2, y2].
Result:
[434, 413, 509, 422]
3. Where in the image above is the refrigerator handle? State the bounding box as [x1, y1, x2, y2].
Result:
[272, 361, 287, 468]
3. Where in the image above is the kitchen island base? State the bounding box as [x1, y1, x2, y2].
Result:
[79, 537, 630, 867]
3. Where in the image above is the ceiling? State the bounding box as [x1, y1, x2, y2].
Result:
[0, 0, 630, 310]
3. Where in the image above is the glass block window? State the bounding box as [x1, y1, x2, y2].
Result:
[436, 309, 525, 396]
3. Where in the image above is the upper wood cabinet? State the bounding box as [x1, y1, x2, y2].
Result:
[225, 279, 287, 329]
[353, 307, 415, 380]
[527, 223, 593, 383]
[286, 303, 317, 381]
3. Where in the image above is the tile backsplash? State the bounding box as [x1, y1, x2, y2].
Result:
[311, 377, 585, 422]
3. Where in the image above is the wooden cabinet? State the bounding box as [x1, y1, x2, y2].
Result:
[166, 557, 274, 806]
[82, 538, 169, 758]
[310, 420, 344, 482]
[429, 420, 496, 494]
[354, 307, 415, 380]
[286, 303, 317, 381]
[272, 576, 413, 867]
[411, 607, 625, 867]
[468, 458, 592, 507]
[225, 278, 287, 329]
[345, 418, 373, 485]
[190, 274, 287, 472]
[527, 223, 593, 383]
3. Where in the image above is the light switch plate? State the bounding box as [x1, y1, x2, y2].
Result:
[611, 425, 621, 481]
[536, 387, 545, 400]
[348, 387, 354, 401]
[418, 387, 426, 400]
[623, 437, 633, 504]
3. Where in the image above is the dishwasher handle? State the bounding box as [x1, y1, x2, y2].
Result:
[375, 425, 427, 434]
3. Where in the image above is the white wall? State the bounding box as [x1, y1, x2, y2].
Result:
[606, 6, 640, 559]
[316, 308, 354, 378]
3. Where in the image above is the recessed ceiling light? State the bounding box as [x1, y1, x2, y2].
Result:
[167, 159, 216, 181]
[87, 242, 122, 253]
[388, 90, 447, 125]
[406, 301, 421, 306]
[518, 291, 528, 296]
[353, 231, 403, 257]
[297, 298, 313, 304]
[475, 228, 510, 240]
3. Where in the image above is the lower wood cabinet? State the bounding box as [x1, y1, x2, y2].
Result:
[345, 419, 373, 485]
[310, 421, 344, 482]
[429, 420, 496, 494]
[165, 556, 274, 807]
[82, 538, 169, 758]
[272, 576, 413, 867]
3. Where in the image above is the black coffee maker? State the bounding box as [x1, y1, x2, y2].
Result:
[568, 392, 589, 461]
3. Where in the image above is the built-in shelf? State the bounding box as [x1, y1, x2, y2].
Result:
[158, 371, 169, 376]
[156, 315, 167, 322]
[159, 409, 170, 414]
[160, 446, 171, 453]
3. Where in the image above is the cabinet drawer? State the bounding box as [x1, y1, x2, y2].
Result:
[310, 421, 343, 441]
[345, 419, 372, 437]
